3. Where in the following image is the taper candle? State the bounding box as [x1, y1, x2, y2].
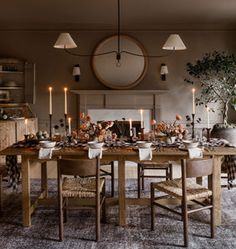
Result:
[25, 118, 28, 134]
[68, 117, 71, 135]
[49, 87, 52, 115]
[64, 87, 68, 115]
[206, 107, 210, 128]
[140, 109, 144, 128]
[192, 88, 196, 114]
[129, 119, 132, 136]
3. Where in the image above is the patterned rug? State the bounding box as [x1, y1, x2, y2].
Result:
[0, 179, 236, 249]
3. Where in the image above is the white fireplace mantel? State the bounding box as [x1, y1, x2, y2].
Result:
[71, 89, 168, 128]
[71, 89, 167, 95]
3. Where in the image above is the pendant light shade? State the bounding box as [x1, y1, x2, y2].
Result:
[54, 33, 77, 49]
[162, 34, 186, 50]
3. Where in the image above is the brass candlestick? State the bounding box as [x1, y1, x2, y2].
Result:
[191, 113, 195, 139]
[64, 113, 68, 134]
[141, 128, 145, 140]
[49, 114, 52, 139]
[206, 128, 211, 142]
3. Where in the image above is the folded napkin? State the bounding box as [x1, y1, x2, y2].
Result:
[38, 148, 54, 159]
[188, 148, 203, 159]
[139, 148, 152, 161]
[88, 148, 103, 159]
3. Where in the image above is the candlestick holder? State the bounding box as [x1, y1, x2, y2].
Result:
[24, 134, 29, 142]
[49, 114, 52, 139]
[67, 135, 72, 144]
[205, 128, 211, 142]
[191, 113, 195, 139]
[64, 113, 68, 134]
[140, 128, 145, 140]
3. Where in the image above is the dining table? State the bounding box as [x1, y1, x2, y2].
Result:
[1, 144, 236, 228]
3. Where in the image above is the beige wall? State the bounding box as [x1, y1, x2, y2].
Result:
[0, 30, 236, 178]
[0, 30, 236, 130]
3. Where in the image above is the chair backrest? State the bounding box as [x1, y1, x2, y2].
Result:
[181, 158, 214, 178]
[58, 157, 100, 177]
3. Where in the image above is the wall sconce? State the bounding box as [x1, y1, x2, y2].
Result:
[72, 64, 80, 82]
[160, 63, 168, 81]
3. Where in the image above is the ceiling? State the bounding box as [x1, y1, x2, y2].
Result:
[1, 0, 236, 31]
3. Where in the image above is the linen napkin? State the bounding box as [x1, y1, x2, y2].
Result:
[139, 148, 152, 161]
[188, 148, 203, 159]
[88, 148, 103, 159]
[38, 148, 54, 159]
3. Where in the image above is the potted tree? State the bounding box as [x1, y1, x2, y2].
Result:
[185, 51, 236, 145]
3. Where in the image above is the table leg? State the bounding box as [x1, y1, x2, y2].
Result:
[21, 156, 31, 227]
[41, 161, 48, 198]
[213, 156, 222, 225]
[118, 157, 126, 226]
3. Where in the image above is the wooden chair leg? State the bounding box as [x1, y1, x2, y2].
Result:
[169, 163, 173, 180]
[211, 197, 215, 238]
[63, 198, 68, 223]
[137, 164, 141, 198]
[0, 174, 2, 213]
[102, 182, 106, 223]
[59, 197, 64, 241]
[182, 200, 189, 247]
[151, 183, 155, 231]
[141, 167, 145, 190]
[96, 201, 101, 241]
[165, 168, 168, 181]
[111, 161, 115, 197]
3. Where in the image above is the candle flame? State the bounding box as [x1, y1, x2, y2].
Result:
[49, 87, 52, 91]
[206, 107, 210, 112]
[192, 88, 195, 93]
[64, 87, 68, 92]
[25, 119, 28, 124]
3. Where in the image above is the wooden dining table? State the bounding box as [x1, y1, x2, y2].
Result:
[1, 145, 236, 227]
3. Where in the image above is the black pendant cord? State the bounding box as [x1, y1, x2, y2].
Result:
[63, 0, 176, 59]
[117, 0, 121, 58]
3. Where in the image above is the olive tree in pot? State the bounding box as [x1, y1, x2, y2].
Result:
[185, 51, 236, 145]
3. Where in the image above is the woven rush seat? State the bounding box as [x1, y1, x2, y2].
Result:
[62, 177, 105, 198]
[139, 161, 171, 169]
[153, 178, 212, 201]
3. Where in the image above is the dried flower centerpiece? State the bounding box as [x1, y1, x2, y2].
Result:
[155, 114, 186, 142]
[78, 112, 114, 142]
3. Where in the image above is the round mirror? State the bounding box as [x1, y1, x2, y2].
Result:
[92, 35, 148, 89]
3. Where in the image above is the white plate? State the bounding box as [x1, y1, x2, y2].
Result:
[39, 141, 56, 148]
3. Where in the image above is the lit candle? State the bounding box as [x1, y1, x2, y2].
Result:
[206, 107, 210, 128]
[129, 119, 132, 136]
[192, 88, 196, 114]
[49, 87, 52, 115]
[64, 87, 68, 115]
[25, 119, 28, 135]
[68, 117, 71, 135]
[140, 109, 144, 128]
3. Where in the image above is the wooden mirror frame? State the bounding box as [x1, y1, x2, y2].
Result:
[91, 35, 148, 89]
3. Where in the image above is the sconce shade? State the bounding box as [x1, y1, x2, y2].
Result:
[54, 33, 77, 49]
[160, 64, 168, 75]
[162, 34, 186, 50]
[73, 64, 81, 82]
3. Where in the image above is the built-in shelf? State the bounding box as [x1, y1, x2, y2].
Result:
[0, 86, 23, 90]
[0, 71, 23, 74]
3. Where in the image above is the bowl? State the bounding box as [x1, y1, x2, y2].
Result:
[136, 141, 152, 148]
[87, 141, 104, 149]
[182, 140, 199, 149]
[39, 141, 56, 148]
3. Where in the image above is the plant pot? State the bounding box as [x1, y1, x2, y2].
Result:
[211, 124, 236, 146]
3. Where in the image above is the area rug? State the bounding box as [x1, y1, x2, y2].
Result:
[0, 179, 236, 249]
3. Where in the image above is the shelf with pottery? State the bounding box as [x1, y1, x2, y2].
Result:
[0, 58, 35, 104]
